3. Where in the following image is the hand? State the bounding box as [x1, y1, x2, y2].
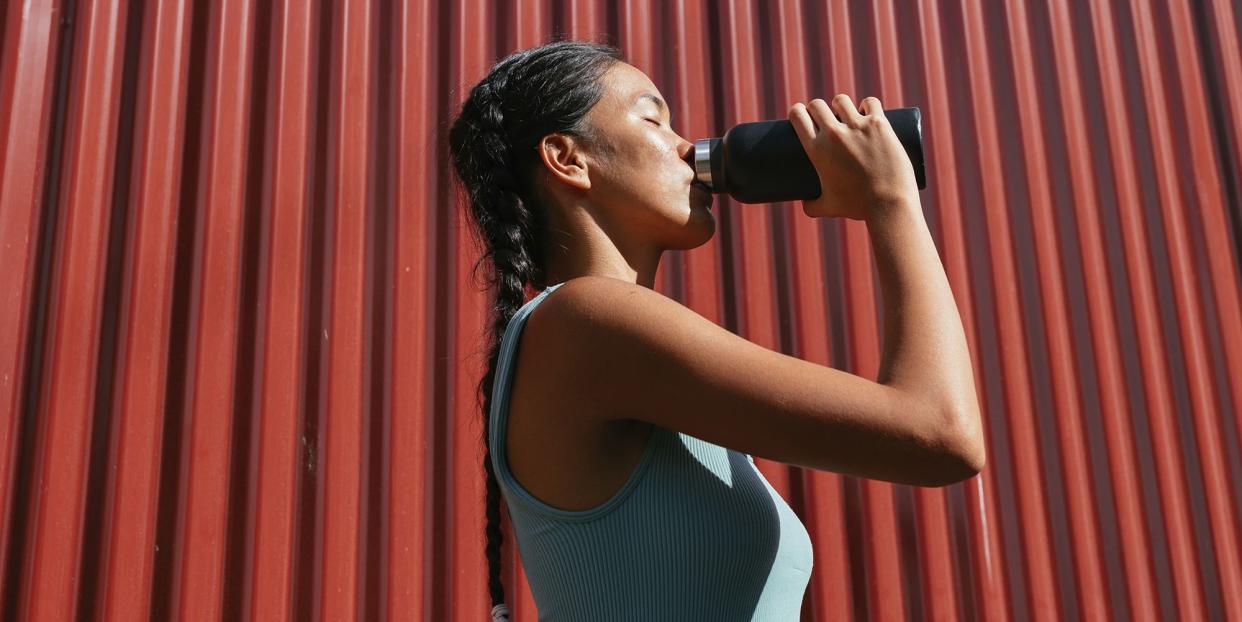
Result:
[788, 94, 919, 220]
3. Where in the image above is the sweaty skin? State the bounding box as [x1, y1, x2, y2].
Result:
[533, 62, 715, 289]
[506, 67, 984, 510]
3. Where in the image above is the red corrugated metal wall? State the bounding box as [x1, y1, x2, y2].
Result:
[1, 0, 1240, 619]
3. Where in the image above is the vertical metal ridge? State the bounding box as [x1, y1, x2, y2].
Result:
[19, 1, 129, 620]
[319, 0, 377, 619]
[1130, 0, 1220, 428]
[1205, 0, 1242, 270]
[448, 1, 491, 619]
[563, 0, 604, 40]
[1162, 0, 1242, 402]
[291, 1, 335, 619]
[147, 1, 209, 616]
[1132, 1, 1242, 616]
[1204, 0, 1242, 558]
[171, 0, 255, 618]
[960, 1, 1059, 616]
[246, 1, 314, 620]
[1088, 0, 1208, 618]
[999, 1, 1111, 620]
[1044, 0, 1162, 619]
[225, 0, 274, 616]
[364, 73, 389, 613]
[1084, 1, 1180, 412]
[1174, 0, 1242, 601]
[1166, 0, 1242, 417]
[0, 0, 66, 611]
[513, 0, 549, 50]
[389, 2, 435, 619]
[98, 0, 192, 618]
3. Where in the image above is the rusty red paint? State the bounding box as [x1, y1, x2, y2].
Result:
[388, 2, 434, 620]
[2, 1, 1241, 620]
[22, 1, 129, 619]
[100, 0, 192, 618]
[0, 0, 64, 611]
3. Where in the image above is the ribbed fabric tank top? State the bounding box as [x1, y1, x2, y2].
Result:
[488, 282, 814, 620]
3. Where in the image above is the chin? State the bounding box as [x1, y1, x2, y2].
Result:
[664, 207, 716, 250]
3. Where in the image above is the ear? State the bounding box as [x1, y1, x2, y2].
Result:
[537, 133, 592, 192]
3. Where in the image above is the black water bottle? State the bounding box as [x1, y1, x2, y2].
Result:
[692, 107, 926, 204]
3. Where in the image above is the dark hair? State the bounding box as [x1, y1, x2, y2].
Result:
[447, 40, 623, 613]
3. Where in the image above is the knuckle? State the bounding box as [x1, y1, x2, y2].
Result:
[808, 100, 832, 118]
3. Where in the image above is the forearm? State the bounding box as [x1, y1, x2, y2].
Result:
[866, 196, 983, 453]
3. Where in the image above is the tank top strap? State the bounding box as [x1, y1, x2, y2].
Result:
[487, 283, 566, 482]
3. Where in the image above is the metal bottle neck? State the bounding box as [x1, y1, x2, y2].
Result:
[694, 139, 716, 189]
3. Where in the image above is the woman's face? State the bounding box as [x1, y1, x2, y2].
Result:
[574, 62, 716, 249]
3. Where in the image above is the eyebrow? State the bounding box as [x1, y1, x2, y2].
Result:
[635, 93, 667, 113]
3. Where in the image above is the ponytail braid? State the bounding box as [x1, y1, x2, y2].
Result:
[447, 40, 622, 619]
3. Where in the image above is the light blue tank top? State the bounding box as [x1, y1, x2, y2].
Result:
[488, 282, 814, 620]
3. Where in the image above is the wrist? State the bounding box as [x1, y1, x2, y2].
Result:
[865, 193, 923, 227]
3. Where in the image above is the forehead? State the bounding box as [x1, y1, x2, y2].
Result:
[601, 62, 662, 106]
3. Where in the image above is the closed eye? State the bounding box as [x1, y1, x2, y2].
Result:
[645, 118, 662, 127]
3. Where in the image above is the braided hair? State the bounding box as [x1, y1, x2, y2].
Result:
[447, 40, 623, 618]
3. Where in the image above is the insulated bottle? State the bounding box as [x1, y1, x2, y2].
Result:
[693, 107, 926, 204]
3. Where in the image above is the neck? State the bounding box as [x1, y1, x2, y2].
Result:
[540, 208, 661, 289]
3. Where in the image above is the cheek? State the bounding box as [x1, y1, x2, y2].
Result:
[640, 138, 684, 183]
[596, 132, 685, 203]
[609, 139, 667, 186]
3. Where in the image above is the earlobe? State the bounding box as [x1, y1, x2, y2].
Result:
[538, 134, 592, 191]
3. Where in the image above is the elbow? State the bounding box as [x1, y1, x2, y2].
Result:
[939, 438, 986, 486]
[917, 440, 984, 488]
[929, 402, 987, 487]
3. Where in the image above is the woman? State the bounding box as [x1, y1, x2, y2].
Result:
[448, 40, 983, 621]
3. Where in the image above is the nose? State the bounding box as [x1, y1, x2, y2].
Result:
[677, 135, 695, 166]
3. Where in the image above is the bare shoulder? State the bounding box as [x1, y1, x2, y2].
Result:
[531, 275, 696, 345]
[523, 274, 980, 488]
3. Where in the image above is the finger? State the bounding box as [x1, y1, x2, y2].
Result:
[788, 103, 818, 147]
[830, 93, 864, 127]
[805, 98, 842, 133]
[859, 96, 884, 118]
